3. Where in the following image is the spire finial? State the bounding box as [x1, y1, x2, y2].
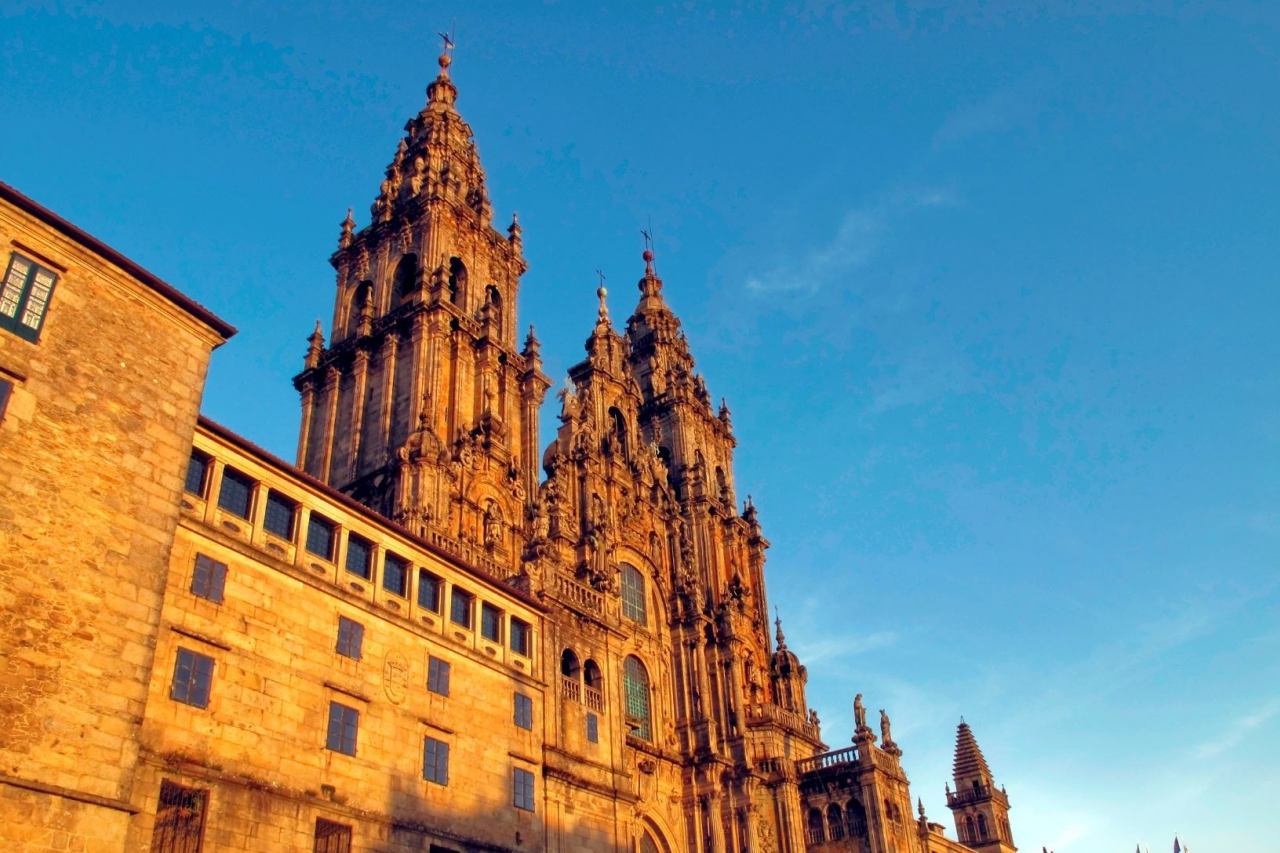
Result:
[774, 607, 786, 648]
[641, 227, 655, 275]
[917, 798, 926, 820]
[437, 30, 455, 76]
[339, 208, 355, 249]
[595, 269, 609, 323]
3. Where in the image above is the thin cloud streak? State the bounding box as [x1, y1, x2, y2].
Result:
[1194, 698, 1280, 760]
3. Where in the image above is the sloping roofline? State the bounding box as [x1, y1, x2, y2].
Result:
[0, 181, 237, 340]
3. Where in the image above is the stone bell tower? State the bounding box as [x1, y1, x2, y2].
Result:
[294, 46, 550, 560]
[946, 721, 1016, 852]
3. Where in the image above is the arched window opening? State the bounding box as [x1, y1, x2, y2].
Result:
[622, 656, 651, 740]
[806, 808, 825, 845]
[620, 564, 647, 624]
[965, 816, 976, 841]
[448, 257, 467, 306]
[349, 280, 373, 336]
[977, 814, 988, 840]
[845, 799, 867, 837]
[827, 803, 845, 840]
[583, 659, 604, 711]
[393, 253, 418, 305]
[560, 648, 581, 702]
[639, 831, 661, 853]
[608, 407, 628, 459]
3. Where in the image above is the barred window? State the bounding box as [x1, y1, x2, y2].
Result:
[422, 736, 449, 785]
[620, 564, 647, 623]
[427, 656, 450, 696]
[513, 692, 533, 730]
[325, 702, 359, 755]
[170, 648, 214, 709]
[481, 602, 502, 642]
[512, 767, 535, 811]
[383, 552, 408, 597]
[263, 491, 296, 539]
[417, 569, 442, 612]
[217, 468, 253, 519]
[345, 534, 371, 579]
[184, 450, 211, 497]
[509, 618, 531, 656]
[313, 818, 352, 853]
[623, 656, 651, 740]
[150, 779, 207, 853]
[307, 514, 335, 560]
[0, 252, 58, 341]
[336, 617, 363, 660]
[190, 554, 226, 604]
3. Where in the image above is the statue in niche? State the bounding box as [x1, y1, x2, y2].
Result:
[483, 502, 503, 551]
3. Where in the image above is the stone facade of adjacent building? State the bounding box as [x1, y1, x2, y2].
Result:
[0, 52, 1018, 853]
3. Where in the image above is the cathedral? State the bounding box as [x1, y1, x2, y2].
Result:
[0, 48, 1018, 853]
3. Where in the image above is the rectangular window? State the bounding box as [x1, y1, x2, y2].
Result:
[449, 587, 473, 629]
[0, 252, 58, 341]
[325, 701, 359, 755]
[586, 712, 599, 743]
[151, 780, 207, 853]
[263, 491, 296, 539]
[514, 692, 533, 730]
[170, 648, 214, 709]
[509, 618, 531, 656]
[481, 602, 502, 643]
[313, 818, 352, 853]
[512, 767, 535, 811]
[427, 656, 450, 696]
[184, 450, 211, 496]
[336, 616, 364, 660]
[417, 569, 442, 612]
[345, 534, 371, 579]
[382, 552, 408, 597]
[422, 736, 449, 785]
[217, 467, 253, 518]
[306, 514, 336, 560]
[190, 554, 227, 604]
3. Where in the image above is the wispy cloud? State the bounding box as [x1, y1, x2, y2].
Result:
[932, 79, 1044, 151]
[743, 187, 960, 295]
[791, 629, 899, 667]
[1193, 698, 1280, 759]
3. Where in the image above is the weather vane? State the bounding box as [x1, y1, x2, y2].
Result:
[438, 28, 455, 55]
[641, 228, 652, 251]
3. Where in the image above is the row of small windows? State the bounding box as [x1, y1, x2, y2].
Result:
[806, 801, 869, 845]
[184, 452, 536, 654]
[188, 551, 532, 662]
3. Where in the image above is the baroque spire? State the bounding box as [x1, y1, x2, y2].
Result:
[953, 719, 994, 785]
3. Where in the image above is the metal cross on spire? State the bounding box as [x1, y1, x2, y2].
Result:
[437, 29, 455, 54]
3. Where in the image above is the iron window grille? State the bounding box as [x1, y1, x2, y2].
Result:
[313, 818, 352, 853]
[150, 779, 207, 853]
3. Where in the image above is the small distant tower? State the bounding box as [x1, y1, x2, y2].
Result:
[947, 720, 1016, 851]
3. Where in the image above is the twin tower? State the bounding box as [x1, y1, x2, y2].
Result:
[291, 48, 1016, 853]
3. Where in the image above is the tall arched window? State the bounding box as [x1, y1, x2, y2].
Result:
[448, 257, 467, 306]
[977, 814, 988, 839]
[393, 253, 418, 305]
[485, 285, 504, 337]
[561, 648, 581, 702]
[806, 808, 825, 844]
[608, 407, 627, 459]
[965, 815, 976, 841]
[620, 564, 646, 624]
[639, 832, 661, 853]
[827, 803, 845, 840]
[622, 656, 651, 740]
[846, 799, 867, 837]
[349, 280, 373, 336]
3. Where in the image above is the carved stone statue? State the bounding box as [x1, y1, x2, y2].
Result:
[854, 693, 868, 730]
[880, 708, 893, 744]
[483, 502, 502, 551]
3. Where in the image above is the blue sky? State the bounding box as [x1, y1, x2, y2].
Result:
[4, 2, 1278, 849]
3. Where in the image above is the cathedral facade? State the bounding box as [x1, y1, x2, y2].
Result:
[0, 52, 1017, 853]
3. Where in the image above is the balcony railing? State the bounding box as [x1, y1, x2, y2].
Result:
[561, 675, 581, 702]
[794, 745, 859, 775]
[745, 702, 822, 742]
[946, 782, 1009, 808]
[556, 573, 604, 616]
[584, 685, 604, 711]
